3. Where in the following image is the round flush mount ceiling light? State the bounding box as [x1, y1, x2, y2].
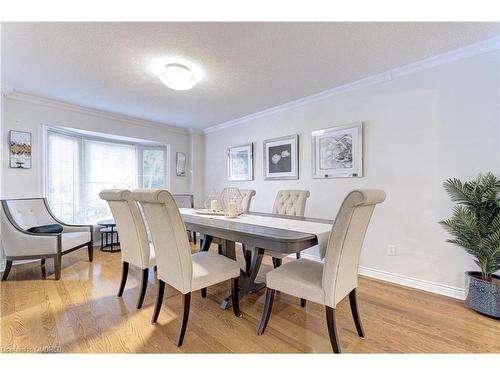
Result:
[160, 63, 197, 91]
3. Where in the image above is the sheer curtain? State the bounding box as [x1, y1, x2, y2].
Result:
[83, 140, 137, 223]
[47, 131, 80, 223]
[46, 129, 166, 224]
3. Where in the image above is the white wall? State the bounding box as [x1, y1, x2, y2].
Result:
[204, 52, 500, 294]
[189, 129, 206, 208]
[1, 93, 192, 199]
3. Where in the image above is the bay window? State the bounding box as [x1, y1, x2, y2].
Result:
[46, 128, 168, 224]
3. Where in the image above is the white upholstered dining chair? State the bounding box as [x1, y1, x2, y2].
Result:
[1, 198, 93, 281]
[130, 189, 242, 347]
[257, 189, 386, 353]
[268, 190, 311, 270]
[239, 189, 256, 212]
[100, 190, 156, 309]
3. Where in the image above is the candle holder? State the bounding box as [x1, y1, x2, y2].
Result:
[219, 187, 243, 217]
[204, 189, 222, 212]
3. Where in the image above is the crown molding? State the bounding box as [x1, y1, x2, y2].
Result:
[3, 90, 190, 135]
[204, 34, 500, 134]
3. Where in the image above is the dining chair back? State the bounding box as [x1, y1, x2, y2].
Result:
[239, 189, 256, 212]
[130, 189, 193, 294]
[272, 190, 310, 216]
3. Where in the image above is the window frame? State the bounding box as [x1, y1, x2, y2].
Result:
[43, 125, 170, 223]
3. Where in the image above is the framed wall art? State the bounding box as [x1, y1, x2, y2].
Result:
[176, 152, 186, 176]
[263, 134, 299, 180]
[312, 122, 363, 178]
[9, 130, 32, 169]
[227, 143, 253, 181]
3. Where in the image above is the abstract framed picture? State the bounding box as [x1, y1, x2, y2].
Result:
[176, 152, 186, 176]
[263, 134, 299, 180]
[312, 122, 363, 178]
[9, 130, 32, 169]
[227, 143, 253, 181]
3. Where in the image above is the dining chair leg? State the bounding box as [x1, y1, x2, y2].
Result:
[176, 292, 191, 347]
[272, 257, 282, 268]
[87, 242, 94, 262]
[1, 260, 13, 281]
[349, 289, 365, 338]
[325, 306, 342, 354]
[257, 288, 275, 335]
[151, 280, 165, 324]
[136, 268, 149, 309]
[54, 254, 62, 280]
[300, 298, 306, 308]
[200, 288, 207, 298]
[231, 277, 241, 317]
[242, 246, 252, 274]
[117, 261, 129, 297]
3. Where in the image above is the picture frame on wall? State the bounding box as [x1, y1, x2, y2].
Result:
[263, 134, 299, 180]
[9, 130, 32, 169]
[176, 152, 186, 176]
[312, 122, 363, 178]
[227, 143, 253, 181]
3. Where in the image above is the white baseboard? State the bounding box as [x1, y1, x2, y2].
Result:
[358, 266, 465, 300]
[299, 253, 466, 300]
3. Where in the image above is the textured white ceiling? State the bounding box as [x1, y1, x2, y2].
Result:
[2, 22, 500, 129]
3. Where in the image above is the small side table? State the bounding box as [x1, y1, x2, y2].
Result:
[97, 219, 120, 253]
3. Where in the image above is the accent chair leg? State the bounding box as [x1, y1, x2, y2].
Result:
[217, 244, 222, 255]
[231, 277, 241, 317]
[87, 243, 94, 262]
[201, 288, 207, 298]
[349, 289, 365, 338]
[257, 288, 275, 335]
[325, 306, 341, 354]
[151, 280, 165, 324]
[1, 260, 13, 281]
[296, 252, 301, 259]
[272, 257, 282, 268]
[41, 258, 46, 267]
[54, 254, 62, 280]
[300, 298, 306, 308]
[117, 261, 129, 297]
[176, 292, 191, 347]
[136, 268, 149, 309]
[193, 232, 197, 245]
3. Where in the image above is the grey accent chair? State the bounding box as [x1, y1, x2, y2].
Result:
[100, 190, 156, 309]
[130, 189, 241, 347]
[1, 198, 93, 281]
[257, 189, 386, 353]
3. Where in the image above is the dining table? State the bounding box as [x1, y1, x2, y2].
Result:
[179, 208, 333, 309]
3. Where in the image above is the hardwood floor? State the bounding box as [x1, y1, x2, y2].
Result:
[1, 244, 499, 353]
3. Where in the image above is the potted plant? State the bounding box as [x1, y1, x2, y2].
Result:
[439, 172, 500, 319]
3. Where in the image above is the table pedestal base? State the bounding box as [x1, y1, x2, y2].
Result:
[200, 235, 266, 310]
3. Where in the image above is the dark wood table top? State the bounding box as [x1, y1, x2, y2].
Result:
[181, 210, 332, 253]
